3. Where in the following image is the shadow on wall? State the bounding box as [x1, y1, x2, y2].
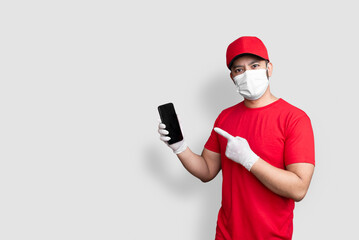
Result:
[144, 143, 222, 240]
[144, 144, 197, 195]
[145, 72, 241, 239]
[198, 71, 241, 119]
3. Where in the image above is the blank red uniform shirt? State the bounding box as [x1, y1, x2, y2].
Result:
[205, 99, 315, 240]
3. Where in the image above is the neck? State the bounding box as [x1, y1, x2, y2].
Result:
[243, 87, 279, 108]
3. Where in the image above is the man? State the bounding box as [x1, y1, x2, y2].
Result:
[158, 36, 315, 240]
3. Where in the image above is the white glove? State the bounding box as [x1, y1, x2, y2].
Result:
[214, 127, 259, 171]
[158, 122, 188, 154]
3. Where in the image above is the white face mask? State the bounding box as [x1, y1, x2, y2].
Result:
[233, 69, 269, 100]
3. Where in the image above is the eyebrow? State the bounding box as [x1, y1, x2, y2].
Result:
[231, 60, 261, 69]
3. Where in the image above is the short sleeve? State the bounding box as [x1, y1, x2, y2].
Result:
[204, 117, 221, 153]
[284, 114, 315, 166]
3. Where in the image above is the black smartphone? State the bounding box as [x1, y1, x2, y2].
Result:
[158, 103, 183, 145]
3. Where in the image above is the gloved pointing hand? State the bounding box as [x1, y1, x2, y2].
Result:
[214, 127, 259, 171]
[158, 122, 188, 154]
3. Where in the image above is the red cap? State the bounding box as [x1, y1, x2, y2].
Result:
[226, 36, 269, 69]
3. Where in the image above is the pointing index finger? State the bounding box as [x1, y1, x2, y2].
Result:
[214, 127, 234, 140]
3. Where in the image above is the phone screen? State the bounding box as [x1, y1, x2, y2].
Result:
[158, 103, 183, 145]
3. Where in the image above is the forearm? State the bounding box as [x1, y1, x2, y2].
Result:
[176, 147, 211, 182]
[250, 158, 308, 201]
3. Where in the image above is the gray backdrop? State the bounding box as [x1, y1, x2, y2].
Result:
[1, 1, 358, 239]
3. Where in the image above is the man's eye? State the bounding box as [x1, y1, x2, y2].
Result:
[235, 69, 243, 73]
[252, 64, 260, 68]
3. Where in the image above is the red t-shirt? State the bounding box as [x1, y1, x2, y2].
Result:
[205, 98, 315, 240]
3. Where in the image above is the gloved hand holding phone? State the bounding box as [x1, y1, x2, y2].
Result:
[158, 122, 187, 154]
[157, 103, 187, 154]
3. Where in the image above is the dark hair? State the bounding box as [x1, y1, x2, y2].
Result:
[229, 54, 268, 70]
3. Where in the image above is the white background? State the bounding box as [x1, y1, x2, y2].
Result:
[1, 1, 358, 239]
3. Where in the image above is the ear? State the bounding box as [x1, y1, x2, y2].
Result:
[267, 62, 273, 78]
